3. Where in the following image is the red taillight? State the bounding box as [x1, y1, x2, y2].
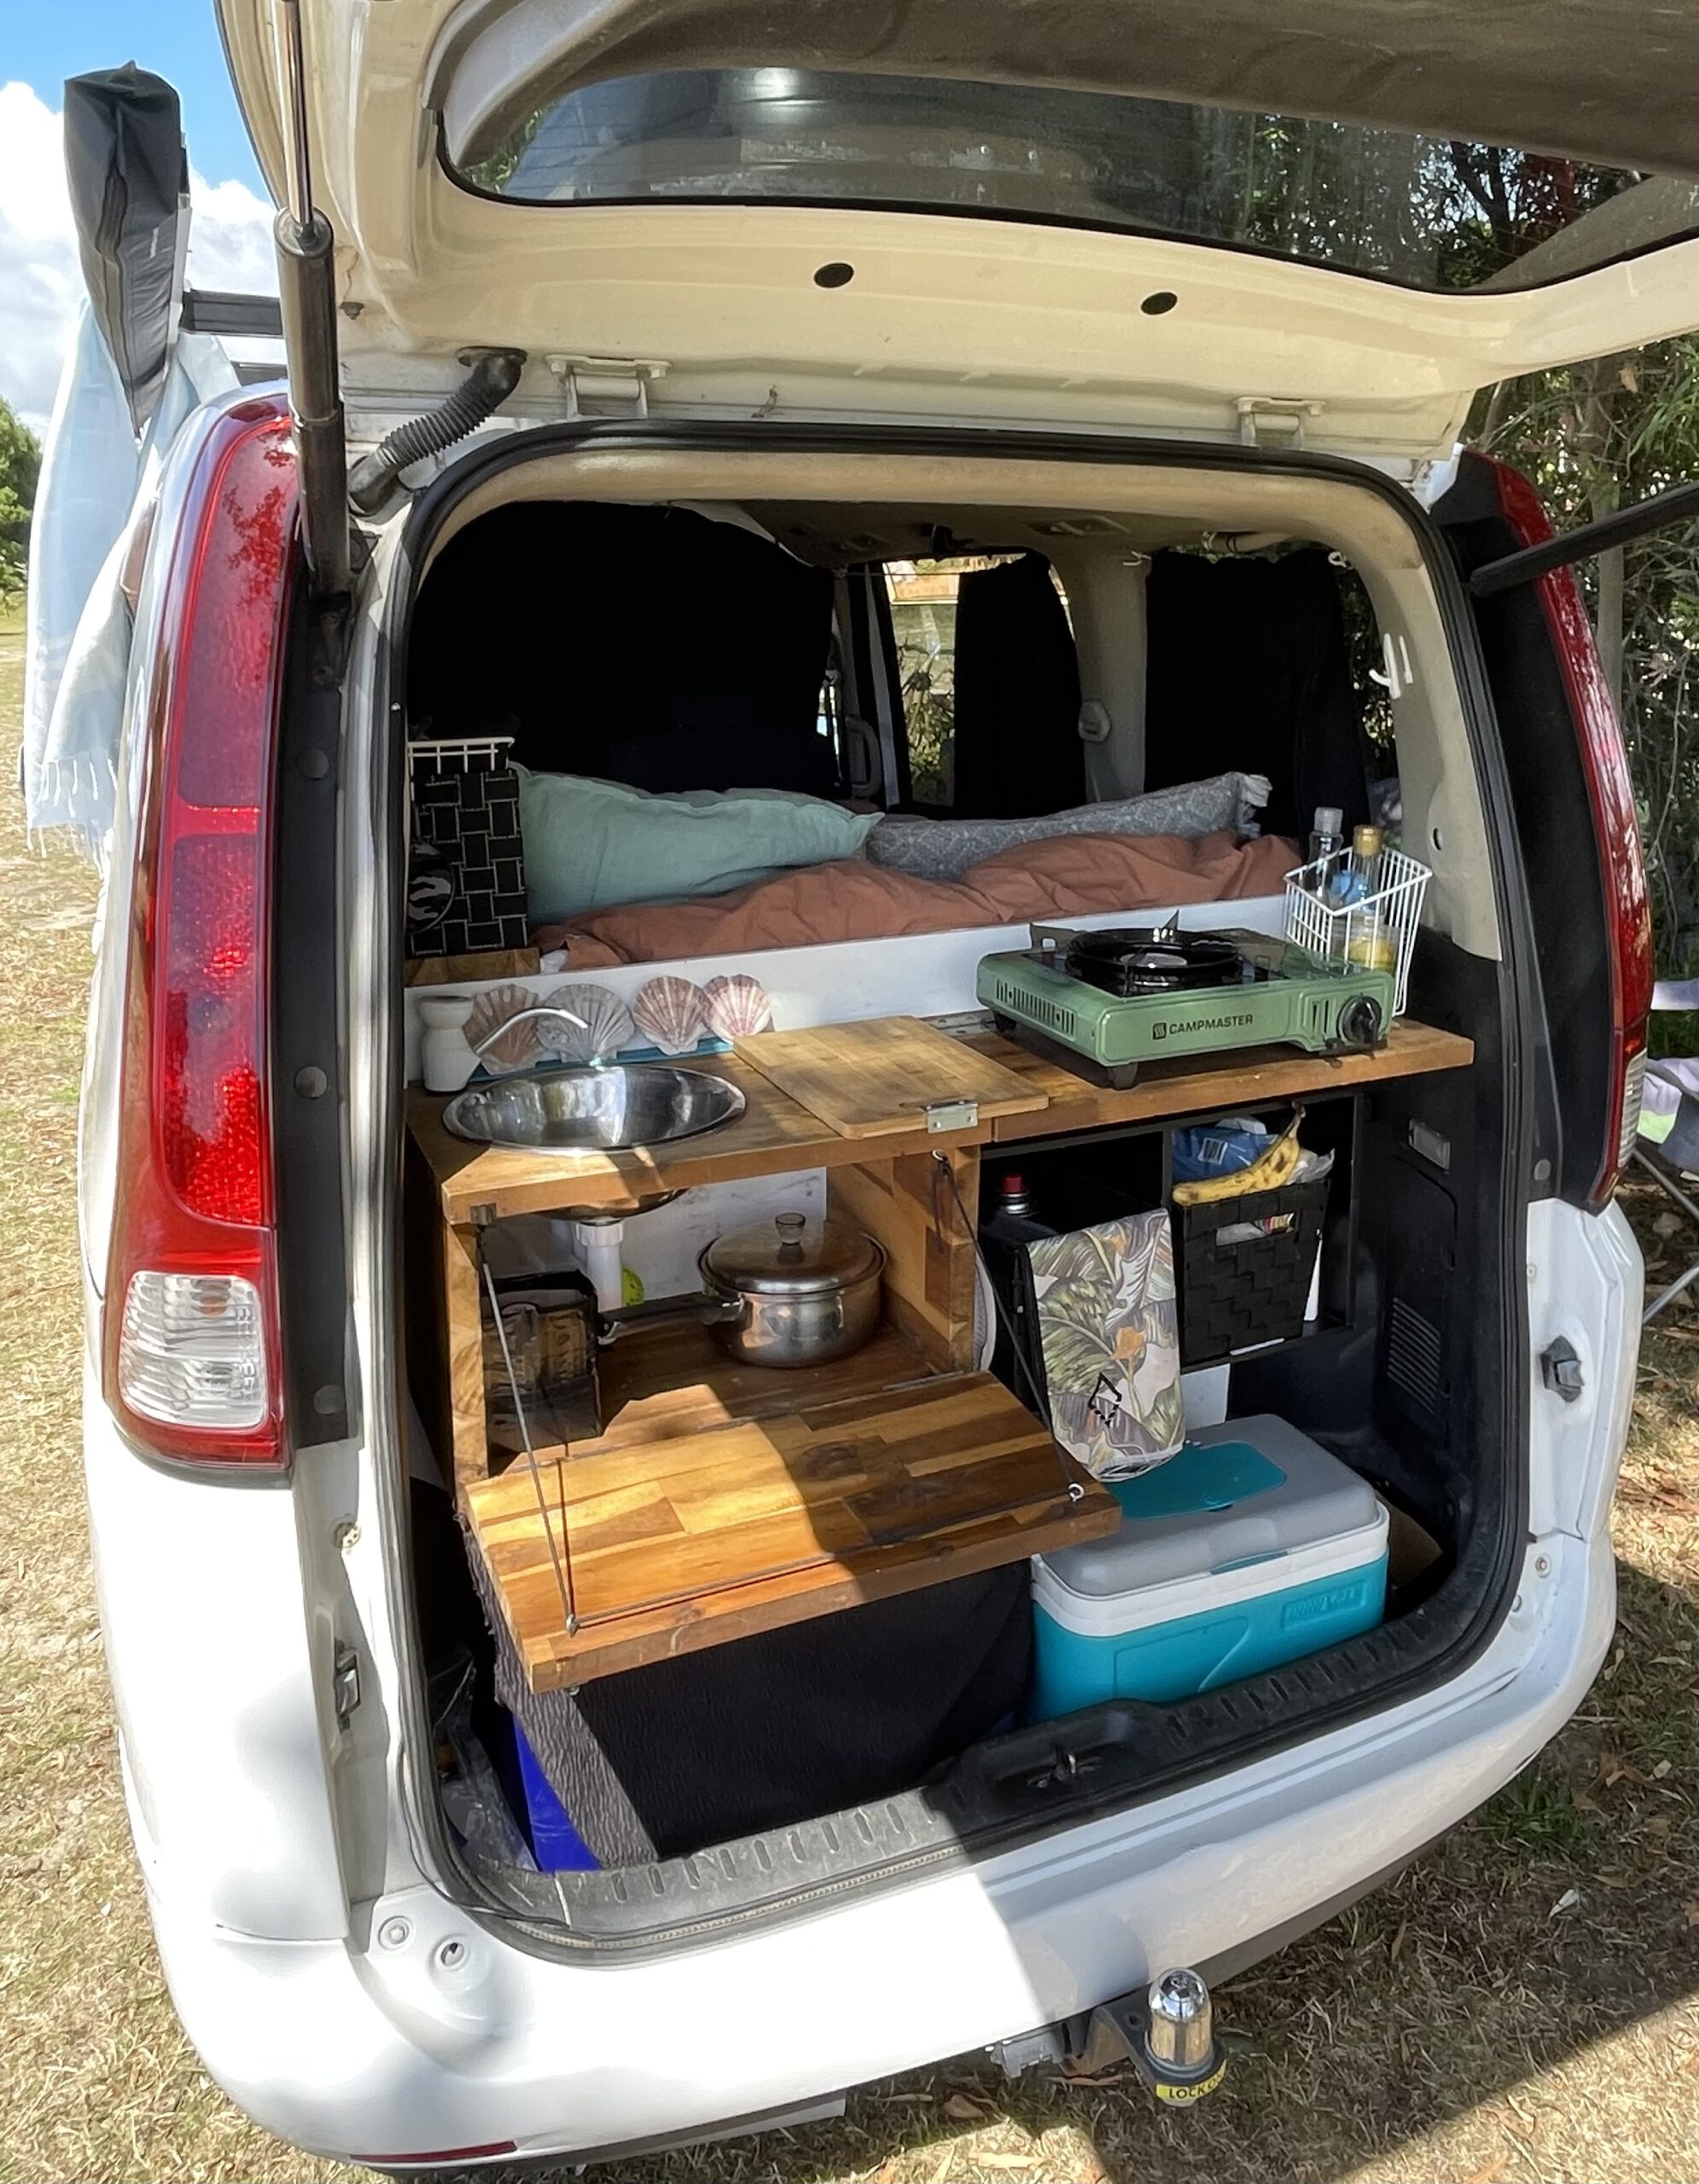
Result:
[104, 399, 298, 1466]
[1490, 462, 1655, 1209]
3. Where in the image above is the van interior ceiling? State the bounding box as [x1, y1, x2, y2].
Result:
[394, 460, 1516, 1931]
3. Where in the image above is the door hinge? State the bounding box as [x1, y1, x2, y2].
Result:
[1539, 1336, 1586, 1403]
[1236, 397, 1324, 449]
[332, 1640, 362, 1728]
[546, 355, 670, 417]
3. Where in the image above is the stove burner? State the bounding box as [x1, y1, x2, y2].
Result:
[1062, 928, 1249, 999]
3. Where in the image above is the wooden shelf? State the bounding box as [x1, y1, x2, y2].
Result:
[410, 1011, 1479, 1687]
[408, 1019, 1474, 1227]
[465, 1368, 1117, 1689]
[965, 1018, 1475, 1141]
[406, 1053, 998, 1225]
[529, 1318, 938, 1462]
[404, 946, 540, 988]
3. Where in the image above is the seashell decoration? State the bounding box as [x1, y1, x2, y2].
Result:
[701, 973, 773, 1040]
[537, 982, 637, 1065]
[465, 983, 545, 1075]
[631, 974, 708, 1056]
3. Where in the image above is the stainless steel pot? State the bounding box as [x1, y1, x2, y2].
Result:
[702, 1211, 885, 1367]
[602, 1212, 886, 1368]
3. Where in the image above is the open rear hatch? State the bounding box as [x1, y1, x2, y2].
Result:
[219, 0, 1699, 465]
[217, 0, 1661, 1923]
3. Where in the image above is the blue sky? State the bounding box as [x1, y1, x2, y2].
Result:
[8, 2, 264, 193]
[2, 5, 275, 427]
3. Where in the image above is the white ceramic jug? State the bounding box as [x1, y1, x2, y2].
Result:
[418, 992, 479, 1093]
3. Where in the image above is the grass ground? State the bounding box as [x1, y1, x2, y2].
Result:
[2, 598, 1696, 2183]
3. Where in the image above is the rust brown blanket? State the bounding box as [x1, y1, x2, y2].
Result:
[533, 829, 1297, 968]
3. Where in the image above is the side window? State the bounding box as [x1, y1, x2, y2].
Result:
[886, 561, 960, 805]
[887, 555, 1077, 813]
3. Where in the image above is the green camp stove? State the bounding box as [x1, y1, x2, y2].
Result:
[976, 922, 1394, 1088]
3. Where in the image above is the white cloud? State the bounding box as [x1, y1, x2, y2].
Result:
[0, 80, 277, 434]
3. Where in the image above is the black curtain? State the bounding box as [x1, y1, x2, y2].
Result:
[949, 554, 1085, 818]
[1142, 549, 1370, 840]
[844, 563, 911, 804]
[407, 502, 837, 793]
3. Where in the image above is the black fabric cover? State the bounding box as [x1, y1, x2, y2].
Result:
[1142, 549, 1370, 844]
[463, 1522, 1033, 1865]
[63, 67, 188, 436]
[407, 502, 837, 794]
[949, 554, 1084, 819]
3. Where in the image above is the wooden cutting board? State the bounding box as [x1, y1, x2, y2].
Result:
[733, 1015, 1048, 1138]
[465, 1369, 1117, 1688]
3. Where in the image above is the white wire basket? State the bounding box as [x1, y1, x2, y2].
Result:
[1283, 845, 1432, 1017]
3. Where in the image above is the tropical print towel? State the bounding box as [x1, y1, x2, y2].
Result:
[1027, 1211, 1184, 1480]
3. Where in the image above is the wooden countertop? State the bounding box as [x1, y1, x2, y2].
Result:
[406, 1052, 996, 1223]
[408, 1016, 1475, 1223]
[963, 1017, 1475, 1140]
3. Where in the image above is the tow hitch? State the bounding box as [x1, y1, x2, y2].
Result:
[992, 1966, 1226, 2106]
[1103, 1966, 1226, 2104]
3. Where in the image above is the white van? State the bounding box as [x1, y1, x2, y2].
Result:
[40, 5, 1694, 2169]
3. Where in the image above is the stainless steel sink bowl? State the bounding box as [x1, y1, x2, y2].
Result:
[440, 1064, 746, 1153]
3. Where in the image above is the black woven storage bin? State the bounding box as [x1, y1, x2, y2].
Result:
[406, 739, 530, 960]
[1175, 1171, 1330, 1367]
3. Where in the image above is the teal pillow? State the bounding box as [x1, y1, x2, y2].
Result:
[514, 767, 882, 924]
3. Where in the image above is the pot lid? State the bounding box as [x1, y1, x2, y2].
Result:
[701, 1211, 882, 1295]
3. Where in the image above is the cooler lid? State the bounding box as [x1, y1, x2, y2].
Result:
[1043, 1414, 1382, 1595]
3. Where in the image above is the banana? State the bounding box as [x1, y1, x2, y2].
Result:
[1173, 1113, 1304, 1205]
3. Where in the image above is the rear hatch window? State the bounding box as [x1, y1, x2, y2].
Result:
[453, 68, 1699, 295]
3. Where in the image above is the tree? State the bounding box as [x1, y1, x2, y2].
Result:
[1477, 341, 1699, 983]
[0, 398, 41, 602]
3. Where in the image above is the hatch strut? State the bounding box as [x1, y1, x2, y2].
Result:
[271, 0, 351, 601]
[1468, 473, 1699, 598]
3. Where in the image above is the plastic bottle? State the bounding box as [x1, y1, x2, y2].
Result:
[1341, 825, 1394, 972]
[981, 1173, 1055, 1402]
[997, 1172, 1033, 1220]
[1350, 822, 1385, 897]
[1325, 822, 1385, 909]
[1307, 805, 1346, 892]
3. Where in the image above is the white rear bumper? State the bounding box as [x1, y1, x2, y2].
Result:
[145, 1525, 1613, 2168]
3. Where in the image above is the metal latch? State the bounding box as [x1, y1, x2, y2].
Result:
[924, 1097, 980, 1133]
[546, 355, 670, 417]
[332, 1641, 362, 1728]
[1236, 396, 1324, 448]
[1540, 1337, 1586, 1404]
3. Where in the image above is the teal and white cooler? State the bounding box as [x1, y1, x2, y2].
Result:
[1029, 1415, 1388, 1717]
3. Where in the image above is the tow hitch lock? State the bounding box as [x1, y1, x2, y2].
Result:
[1091, 1966, 1226, 2105]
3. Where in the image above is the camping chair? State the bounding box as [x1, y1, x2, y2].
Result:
[1635, 978, 1699, 1323]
